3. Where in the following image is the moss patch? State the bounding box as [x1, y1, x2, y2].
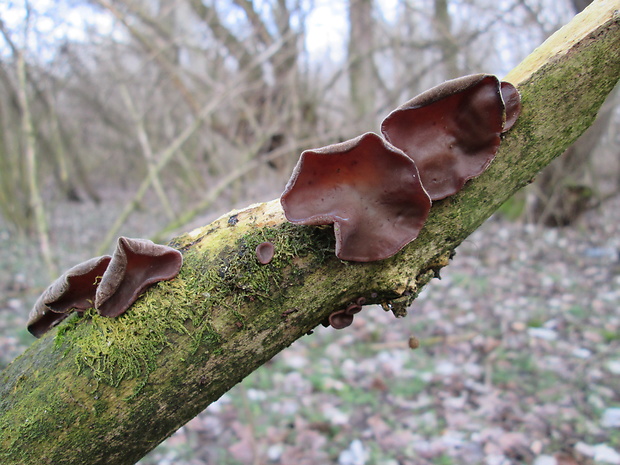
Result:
[53, 267, 220, 392]
[52, 221, 334, 392]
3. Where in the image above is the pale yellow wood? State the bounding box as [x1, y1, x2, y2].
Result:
[505, 0, 620, 84]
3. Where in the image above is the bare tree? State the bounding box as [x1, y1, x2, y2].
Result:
[0, 3, 618, 463]
[0, 15, 57, 278]
[526, 0, 619, 226]
[433, 0, 459, 79]
[348, 0, 377, 127]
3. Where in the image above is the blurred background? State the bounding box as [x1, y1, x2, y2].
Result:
[1, 0, 619, 464]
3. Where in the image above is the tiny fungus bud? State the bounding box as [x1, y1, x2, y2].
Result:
[95, 237, 183, 318]
[328, 309, 354, 330]
[27, 255, 112, 338]
[281, 132, 431, 262]
[345, 303, 362, 315]
[255, 242, 275, 264]
[381, 74, 521, 201]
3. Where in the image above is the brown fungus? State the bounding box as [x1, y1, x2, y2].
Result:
[328, 309, 355, 330]
[280, 132, 431, 262]
[345, 303, 363, 315]
[95, 237, 183, 318]
[255, 241, 275, 264]
[27, 255, 112, 338]
[381, 74, 521, 201]
[500, 81, 522, 132]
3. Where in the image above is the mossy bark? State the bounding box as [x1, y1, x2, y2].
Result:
[1, 2, 619, 464]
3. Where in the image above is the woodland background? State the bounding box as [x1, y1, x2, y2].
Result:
[0, 0, 619, 464]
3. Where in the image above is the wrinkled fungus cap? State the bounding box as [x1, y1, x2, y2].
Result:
[328, 309, 354, 330]
[255, 242, 275, 264]
[280, 132, 431, 262]
[381, 74, 521, 201]
[27, 255, 112, 338]
[95, 237, 183, 318]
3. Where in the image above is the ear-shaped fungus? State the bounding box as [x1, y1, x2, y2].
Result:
[328, 309, 354, 330]
[280, 132, 431, 262]
[27, 255, 112, 338]
[381, 74, 521, 201]
[255, 242, 275, 264]
[500, 81, 522, 132]
[345, 303, 362, 315]
[95, 237, 183, 318]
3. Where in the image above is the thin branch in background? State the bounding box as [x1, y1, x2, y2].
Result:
[95, 0, 201, 115]
[151, 128, 351, 242]
[13, 25, 58, 278]
[95, 94, 217, 255]
[96, 31, 302, 254]
[119, 84, 176, 221]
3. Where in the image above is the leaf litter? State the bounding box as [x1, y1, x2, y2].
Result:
[1, 193, 619, 465]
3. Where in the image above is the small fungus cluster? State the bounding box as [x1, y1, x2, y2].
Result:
[28, 237, 183, 337]
[281, 74, 521, 263]
[27, 75, 520, 337]
[325, 297, 367, 330]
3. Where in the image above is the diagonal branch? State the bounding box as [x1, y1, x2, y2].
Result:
[0, 2, 618, 464]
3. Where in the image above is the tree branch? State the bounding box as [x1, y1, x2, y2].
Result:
[0, 2, 618, 464]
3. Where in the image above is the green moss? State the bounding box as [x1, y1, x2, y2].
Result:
[50, 221, 334, 392]
[53, 267, 221, 393]
[0, 366, 97, 459]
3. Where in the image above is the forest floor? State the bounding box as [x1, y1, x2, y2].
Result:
[1, 191, 619, 465]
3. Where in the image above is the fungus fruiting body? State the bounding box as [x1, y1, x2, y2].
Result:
[28, 237, 183, 337]
[280, 73, 521, 263]
[95, 237, 184, 318]
[328, 309, 355, 330]
[27, 255, 112, 338]
[345, 303, 362, 315]
[325, 298, 369, 329]
[255, 242, 275, 264]
[500, 81, 522, 131]
[381, 74, 521, 201]
[281, 132, 431, 262]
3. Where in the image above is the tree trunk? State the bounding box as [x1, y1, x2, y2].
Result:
[348, 0, 376, 127]
[434, 0, 460, 79]
[1, 1, 619, 464]
[15, 50, 58, 279]
[527, 0, 612, 226]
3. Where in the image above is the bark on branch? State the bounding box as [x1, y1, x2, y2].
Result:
[1, 2, 619, 464]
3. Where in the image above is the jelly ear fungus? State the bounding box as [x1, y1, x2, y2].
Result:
[280, 132, 431, 262]
[27, 256, 112, 337]
[381, 74, 521, 201]
[95, 237, 183, 318]
[28, 237, 183, 337]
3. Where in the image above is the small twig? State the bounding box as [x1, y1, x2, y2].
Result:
[368, 332, 478, 351]
[119, 84, 176, 221]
